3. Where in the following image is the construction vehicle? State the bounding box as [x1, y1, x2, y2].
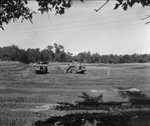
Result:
[65, 62, 87, 74]
[34, 61, 48, 74]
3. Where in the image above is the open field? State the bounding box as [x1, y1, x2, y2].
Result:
[0, 61, 150, 126]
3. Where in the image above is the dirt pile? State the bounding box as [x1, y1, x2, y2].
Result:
[0, 61, 26, 69]
[21, 67, 35, 78]
[0, 61, 35, 80]
[49, 66, 65, 74]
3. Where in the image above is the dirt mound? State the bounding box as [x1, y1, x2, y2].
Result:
[0, 61, 35, 80]
[49, 66, 65, 74]
[21, 67, 35, 78]
[0, 61, 27, 69]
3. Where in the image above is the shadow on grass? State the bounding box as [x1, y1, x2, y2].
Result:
[34, 90, 150, 126]
[117, 88, 150, 105]
[56, 92, 125, 111]
[34, 112, 133, 126]
[34, 111, 150, 126]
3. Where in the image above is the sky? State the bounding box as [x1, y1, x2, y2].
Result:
[0, 1, 150, 55]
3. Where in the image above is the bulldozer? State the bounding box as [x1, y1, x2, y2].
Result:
[65, 62, 87, 74]
[34, 61, 48, 74]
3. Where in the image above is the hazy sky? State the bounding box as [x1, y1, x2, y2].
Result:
[0, 1, 150, 55]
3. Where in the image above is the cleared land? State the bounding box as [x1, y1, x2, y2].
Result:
[0, 61, 150, 126]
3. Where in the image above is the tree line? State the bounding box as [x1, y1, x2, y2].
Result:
[0, 44, 150, 64]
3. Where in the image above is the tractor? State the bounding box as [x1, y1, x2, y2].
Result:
[34, 61, 48, 74]
[65, 62, 87, 74]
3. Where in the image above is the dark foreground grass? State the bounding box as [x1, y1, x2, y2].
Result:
[34, 111, 150, 126]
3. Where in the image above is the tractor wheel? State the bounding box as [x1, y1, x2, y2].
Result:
[70, 67, 77, 74]
[35, 71, 39, 74]
[67, 68, 72, 73]
[72, 68, 77, 73]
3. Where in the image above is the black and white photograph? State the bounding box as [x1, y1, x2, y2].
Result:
[0, 0, 150, 126]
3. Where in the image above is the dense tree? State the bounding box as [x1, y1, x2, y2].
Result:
[0, 44, 149, 64]
[17, 49, 27, 63]
[92, 53, 101, 63]
[46, 45, 54, 61]
[53, 43, 66, 62]
[122, 54, 133, 63]
[9, 45, 21, 61]
[65, 52, 73, 62]
[101, 55, 110, 63]
[0, 46, 10, 60]
[131, 53, 140, 62]
[76, 51, 94, 63]
[56, 51, 67, 62]
[0, 47, 2, 60]
[40, 49, 50, 62]
[26, 48, 41, 63]
[0, 45, 21, 61]
[109, 54, 120, 64]
[139, 54, 150, 63]
[53, 43, 64, 53]
[1, 0, 150, 30]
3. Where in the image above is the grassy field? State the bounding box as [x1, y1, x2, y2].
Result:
[0, 61, 150, 126]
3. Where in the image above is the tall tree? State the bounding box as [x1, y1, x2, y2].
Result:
[46, 45, 54, 61]
[92, 53, 101, 63]
[65, 52, 73, 62]
[101, 55, 109, 63]
[0, 45, 20, 61]
[53, 43, 66, 62]
[26, 48, 41, 63]
[40, 49, 50, 62]
[139, 54, 150, 63]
